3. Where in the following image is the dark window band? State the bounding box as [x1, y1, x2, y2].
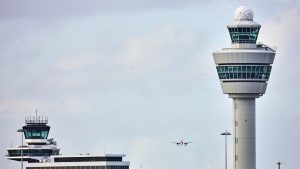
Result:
[26, 166, 129, 169]
[228, 27, 260, 43]
[216, 65, 271, 80]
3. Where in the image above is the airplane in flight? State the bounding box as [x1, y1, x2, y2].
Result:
[172, 139, 193, 146]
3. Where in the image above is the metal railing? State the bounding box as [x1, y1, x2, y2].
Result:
[257, 42, 277, 52]
[25, 116, 48, 124]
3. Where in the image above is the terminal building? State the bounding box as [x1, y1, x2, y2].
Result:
[26, 154, 129, 169]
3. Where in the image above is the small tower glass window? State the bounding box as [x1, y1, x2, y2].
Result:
[228, 27, 260, 43]
[23, 125, 50, 139]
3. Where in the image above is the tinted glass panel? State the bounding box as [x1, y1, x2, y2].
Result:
[216, 65, 271, 80]
[8, 149, 56, 157]
[228, 27, 260, 43]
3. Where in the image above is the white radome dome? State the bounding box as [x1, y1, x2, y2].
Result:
[234, 5, 253, 21]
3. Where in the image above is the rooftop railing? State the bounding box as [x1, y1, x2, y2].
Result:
[25, 116, 48, 124]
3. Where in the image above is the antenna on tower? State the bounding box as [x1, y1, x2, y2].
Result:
[276, 162, 282, 169]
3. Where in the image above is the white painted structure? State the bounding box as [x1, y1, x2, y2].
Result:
[26, 154, 130, 169]
[6, 115, 130, 169]
[213, 5, 276, 169]
[6, 116, 60, 163]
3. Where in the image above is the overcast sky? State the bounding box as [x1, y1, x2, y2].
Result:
[1, 0, 300, 169]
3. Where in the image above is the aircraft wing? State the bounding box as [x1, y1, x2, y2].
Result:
[171, 142, 181, 145]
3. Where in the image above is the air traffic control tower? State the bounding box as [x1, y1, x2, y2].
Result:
[213, 5, 276, 169]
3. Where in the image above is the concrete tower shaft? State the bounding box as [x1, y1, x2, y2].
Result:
[233, 97, 256, 169]
[212, 5, 276, 169]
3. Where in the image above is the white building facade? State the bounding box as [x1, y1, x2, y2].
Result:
[25, 154, 130, 169]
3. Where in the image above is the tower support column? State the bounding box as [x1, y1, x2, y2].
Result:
[232, 96, 256, 169]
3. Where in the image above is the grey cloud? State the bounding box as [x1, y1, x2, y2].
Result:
[1, 2, 300, 169]
[0, 0, 209, 19]
[0, 0, 299, 20]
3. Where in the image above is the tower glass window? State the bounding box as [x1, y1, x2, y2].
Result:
[24, 129, 49, 139]
[216, 65, 271, 80]
[23, 125, 50, 139]
[228, 27, 260, 43]
[7, 149, 57, 157]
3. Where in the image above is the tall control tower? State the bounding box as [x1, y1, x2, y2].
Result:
[213, 5, 276, 169]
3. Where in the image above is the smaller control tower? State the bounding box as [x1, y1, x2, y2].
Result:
[6, 114, 130, 169]
[6, 114, 60, 162]
[212, 5, 276, 169]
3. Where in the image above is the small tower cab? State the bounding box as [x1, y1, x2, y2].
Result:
[6, 114, 60, 162]
[228, 5, 261, 48]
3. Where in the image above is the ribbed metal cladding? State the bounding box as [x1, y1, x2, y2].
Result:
[221, 82, 267, 94]
[213, 50, 275, 65]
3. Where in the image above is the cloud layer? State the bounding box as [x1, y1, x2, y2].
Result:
[1, 1, 300, 169]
